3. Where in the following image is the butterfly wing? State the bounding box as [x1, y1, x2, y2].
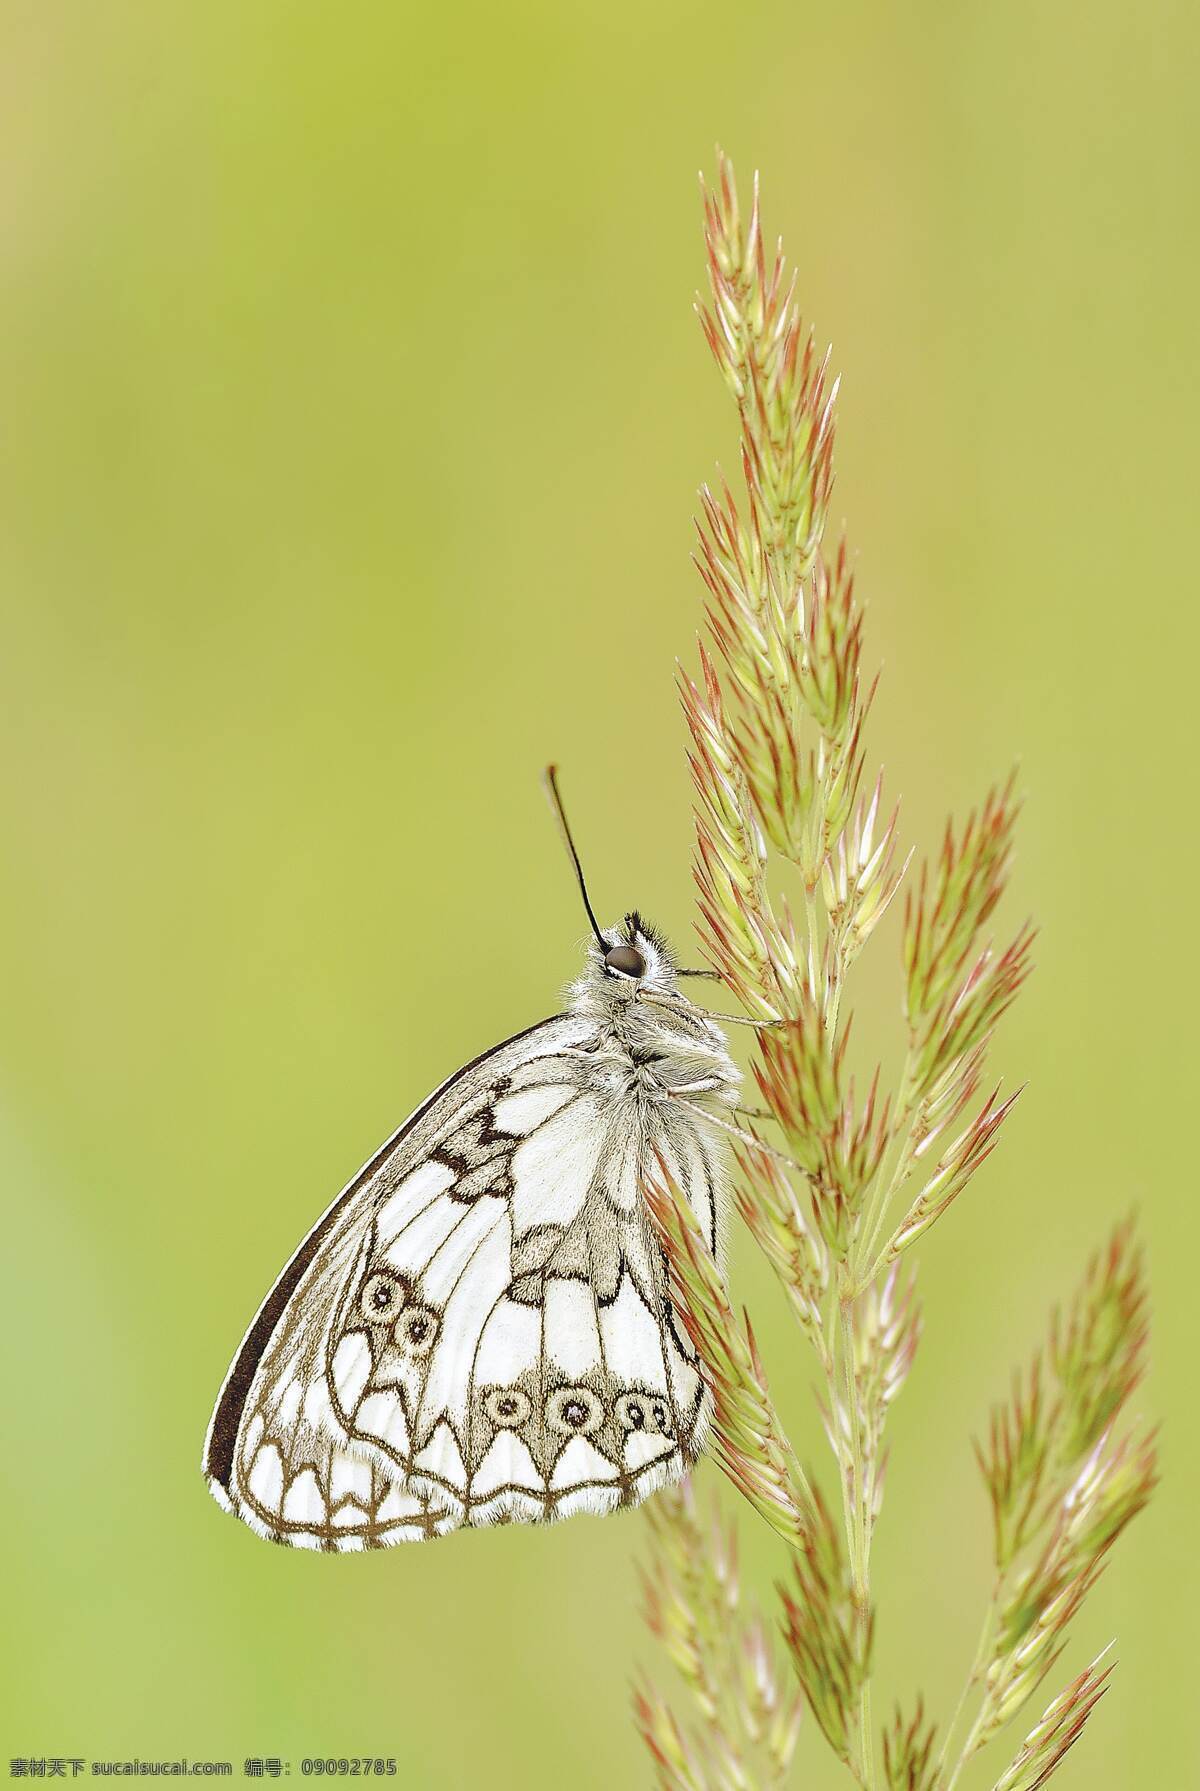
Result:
[203, 1015, 590, 1549]
[318, 1081, 721, 1530]
[204, 1016, 723, 1547]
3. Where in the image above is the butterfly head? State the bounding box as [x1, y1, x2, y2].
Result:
[568, 911, 677, 1012]
[542, 769, 727, 1039]
[572, 910, 713, 1026]
[569, 911, 736, 1074]
[595, 911, 672, 990]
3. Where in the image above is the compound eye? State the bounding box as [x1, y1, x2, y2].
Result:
[605, 944, 646, 978]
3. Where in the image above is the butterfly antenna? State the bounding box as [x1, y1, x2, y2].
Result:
[542, 765, 608, 953]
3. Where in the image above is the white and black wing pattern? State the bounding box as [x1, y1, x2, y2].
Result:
[203, 1015, 585, 1550]
[343, 1077, 719, 1531]
[203, 1010, 721, 1549]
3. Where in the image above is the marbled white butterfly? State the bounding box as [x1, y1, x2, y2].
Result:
[202, 771, 747, 1549]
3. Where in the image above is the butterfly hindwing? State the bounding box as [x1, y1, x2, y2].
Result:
[329, 1097, 717, 1527]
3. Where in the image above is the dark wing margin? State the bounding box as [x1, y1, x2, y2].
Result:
[203, 1015, 561, 1496]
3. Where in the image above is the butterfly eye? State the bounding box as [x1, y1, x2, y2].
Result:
[484, 1387, 533, 1428]
[397, 1306, 440, 1358]
[605, 944, 646, 978]
[546, 1386, 604, 1437]
[359, 1271, 410, 1324]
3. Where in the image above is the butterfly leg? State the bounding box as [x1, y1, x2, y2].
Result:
[667, 1091, 811, 1176]
[688, 1006, 782, 1029]
[638, 992, 782, 1030]
[669, 1075, 730, 1096]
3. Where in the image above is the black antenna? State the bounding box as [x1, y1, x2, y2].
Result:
[542, 765, 608, 953]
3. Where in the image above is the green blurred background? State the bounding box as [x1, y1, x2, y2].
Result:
[1, 3, 1194, 1785]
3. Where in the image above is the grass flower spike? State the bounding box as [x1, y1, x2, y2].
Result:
[636, 1482, 804, 1791]
[635, 154, 1156, 1791]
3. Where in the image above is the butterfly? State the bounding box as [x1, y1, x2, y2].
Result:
[202, 772, 747, 1550]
